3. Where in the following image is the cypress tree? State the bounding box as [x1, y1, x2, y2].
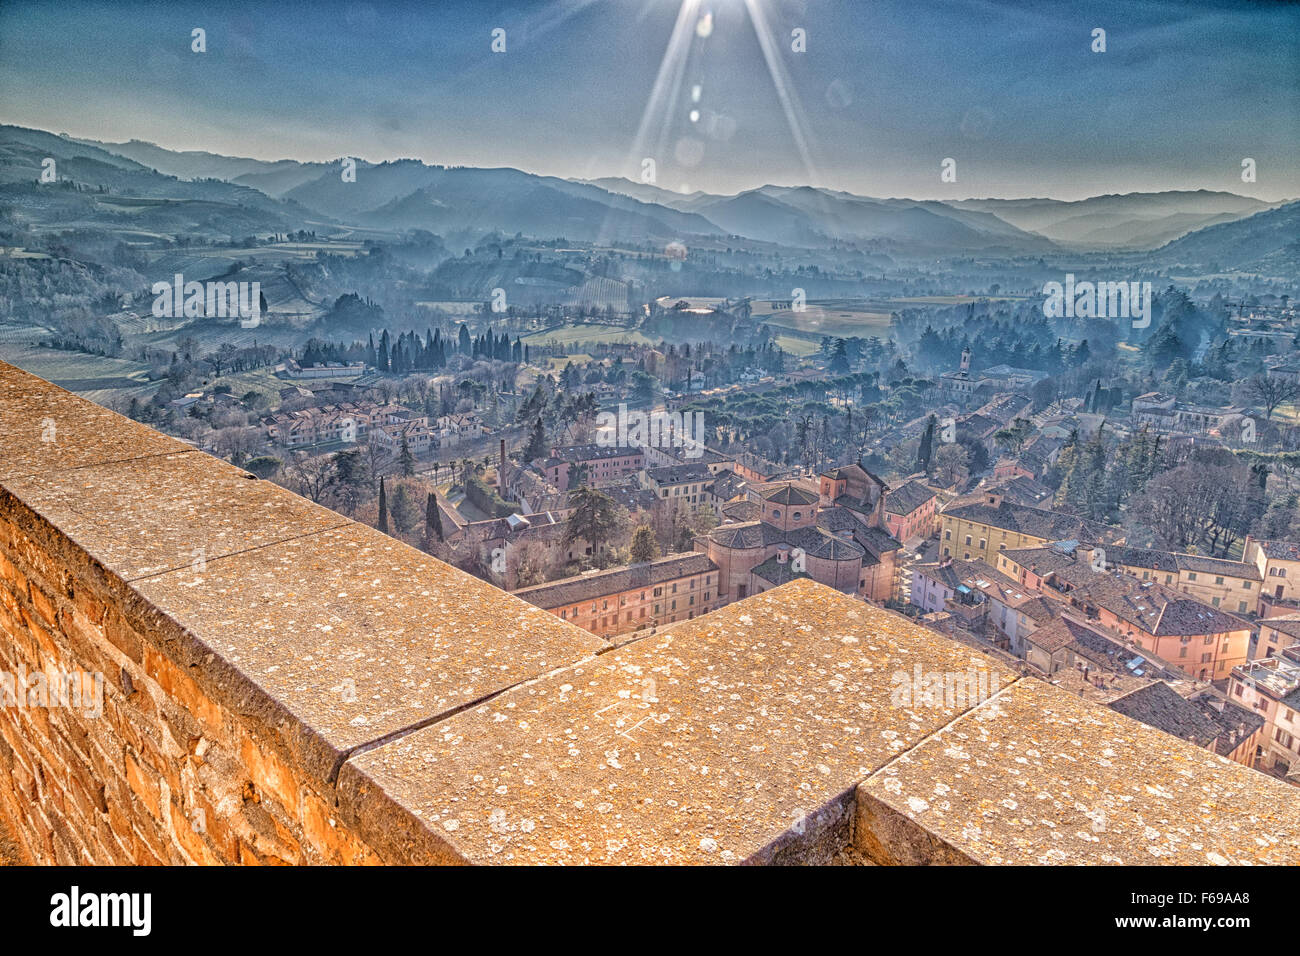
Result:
[399, 437, 415, 477]
[425, 492, 443, 547]
[378, 477, 389, 534]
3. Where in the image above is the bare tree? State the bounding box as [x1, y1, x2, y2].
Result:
[286, 452, 335, 503]
[934, 442, 969, 487]
[1249, 374, 1300, 421]
[364, 434, 394, 485]
[1127, 463, 1261, 555]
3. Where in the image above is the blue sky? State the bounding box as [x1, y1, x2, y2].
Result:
[1, 0, 1296, 200]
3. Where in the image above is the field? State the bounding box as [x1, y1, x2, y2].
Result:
[886, 295, 1028, 306]
[0, 344, 160, 405]
[415, 301, 483, 315]
[544, 354, 595, 371]
[773, 335, 821, 357]
[522, 324, 657, 347]
[753, 294, 1028, 340]
[759, 304, 894, 339]
[208, 366, 294, 404]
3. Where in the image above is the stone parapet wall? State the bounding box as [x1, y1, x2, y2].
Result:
[1, 358, 1298, 866]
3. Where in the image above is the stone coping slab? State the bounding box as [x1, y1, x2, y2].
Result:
[0, 359, 187, 481]
[131, 522, 605, 785]
[4, 451, 350, 580]
[341, 580, 1015, 864]
[857, 678, 1300, 865]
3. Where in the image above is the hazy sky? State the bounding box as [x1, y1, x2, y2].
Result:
[2, 0, 1297, 200]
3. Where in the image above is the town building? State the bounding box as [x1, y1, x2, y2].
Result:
[1229, 650, 1300, 779]
[910, 558, 1062, 654]
[1068, 575, 1251, 683]
[1107, 682, 1264, 769]
[1131, 392, 1246, 436]
[536, 444, 644, 492]
[1244, 536, 1300, 611]
[1076, 544, 1261, 615]
[640, 462, 717, 508]
[513, 552, 721, 638]
[882, 479, 940, 545]
[697, 469, 902, 604]
[940, 491, 1123, 564]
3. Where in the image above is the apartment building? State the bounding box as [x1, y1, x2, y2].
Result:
[1069, 576, 1251, 683]
[1229, 649, 1300, 778]
[1244, 536, 1300, 610]
[537, 444, 644, 492]
[1076, 544, 1260, 615]
[640, 462, 716, 508]
[940, 492, 1123, 565]
[514, 552, 721, 638]
[882, 479, 940, 545]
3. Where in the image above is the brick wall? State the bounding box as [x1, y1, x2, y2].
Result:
[0, 501, 380, 864]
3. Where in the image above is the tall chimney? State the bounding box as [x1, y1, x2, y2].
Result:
[499, 438, 506, 491]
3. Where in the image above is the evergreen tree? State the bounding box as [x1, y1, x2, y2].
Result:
[917, 415, 936, 473]
[389, 482, 420, 533]
[399, 437, 415, 477]
[524, 416, 547, 461]
[377, 477, 389, 534]
[331, 448, 369, 514]
[563, 487, 624, 557]
[630, 525, 659, 564]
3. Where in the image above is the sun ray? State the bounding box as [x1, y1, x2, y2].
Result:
[743, 0, 819, 185]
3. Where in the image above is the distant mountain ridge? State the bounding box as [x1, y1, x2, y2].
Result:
[950, 190, 1281, 250]
[3, 125, 1293, 267]
[0, 125, 323, 237]
[1152, 199, 1300, 272]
